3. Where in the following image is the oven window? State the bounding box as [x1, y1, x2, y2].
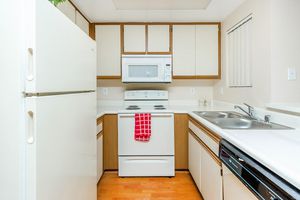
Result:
[128, 65, 159, 78]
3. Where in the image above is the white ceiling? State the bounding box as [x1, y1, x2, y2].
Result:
[112, 0, 212, 10]
[72, 0, 246, 22]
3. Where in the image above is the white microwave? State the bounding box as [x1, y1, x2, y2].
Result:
[122, 55, 172, 83]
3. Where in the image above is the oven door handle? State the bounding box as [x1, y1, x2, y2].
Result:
[119, 113, 174, 118]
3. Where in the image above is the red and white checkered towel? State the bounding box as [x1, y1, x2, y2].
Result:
[134, 113, 151, 142]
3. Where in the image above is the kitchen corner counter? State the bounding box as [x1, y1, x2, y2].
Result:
[97, 102, 300, 190]
[97, 103, 234, 118]
[189, 112, 300, 190]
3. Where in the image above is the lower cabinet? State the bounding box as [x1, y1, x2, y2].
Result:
[97, 117, 104, 182]
[223, 165, 258, 200]
[188, 131, 222, 200]
[200, 145, 222, 200]
[188, 133, 201, 189]
[97, 134, 103, 182]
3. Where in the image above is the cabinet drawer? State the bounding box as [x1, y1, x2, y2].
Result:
[188, 119, 220, 155]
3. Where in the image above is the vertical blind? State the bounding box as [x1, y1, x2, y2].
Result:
[227, 16, 253, 87]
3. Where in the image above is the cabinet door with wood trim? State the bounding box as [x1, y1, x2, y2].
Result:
[148, 25, 171, 53]
[123, 25, 146, 53]
[188, 133, 201, 190]
[57, 0, 76, 23]
[200, 146, 223, 200]
[172, 25, 196, 76]
[96, 25, 121, 77]
[195, 25, 219, 77]
[175, 114, 188, 169]
[97, 117, 104, 182]
[97, 134, 103, 181]
[103, 114, 118, 170]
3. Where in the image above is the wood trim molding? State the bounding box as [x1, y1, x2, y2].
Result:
[173, 75, 221, 80]
[94, 22, 220, 25]
[97, 131, 104, 139]
[89, 23, 96, 40]
[189, 130, 221, 166]
[188, 116, 221, 143]
[97, 76, 121, 80]
[97, 116, 104, 125]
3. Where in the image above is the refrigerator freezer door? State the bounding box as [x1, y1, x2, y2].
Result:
[25, 92, 96, 200]
[25, 0, 96, 93]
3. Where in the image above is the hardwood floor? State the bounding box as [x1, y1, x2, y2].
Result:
[98, 171, 203, 200]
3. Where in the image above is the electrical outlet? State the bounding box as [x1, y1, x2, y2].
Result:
[288, 68, 297, 80]
[220, 87, 224, 95]
[190, 88, 196, 96]
[102, 88, 108, 96]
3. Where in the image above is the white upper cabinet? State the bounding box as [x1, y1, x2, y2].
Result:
[173, 24, 220, 78]
[57, 1, 90, 36]
[75, 11, 89, 35]
[96, 25, 121, 76]
[148, 25, 170, 53]
[57, 0, 76, 23]
[123, 25, 146, 53]
[173, 25, 196, 76]
[196, 25, 219, 76]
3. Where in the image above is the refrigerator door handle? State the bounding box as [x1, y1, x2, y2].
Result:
[27, 48, 34, 81]
[27, 111, 34, 144]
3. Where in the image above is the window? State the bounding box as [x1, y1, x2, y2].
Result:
[227, 15, 253, 87]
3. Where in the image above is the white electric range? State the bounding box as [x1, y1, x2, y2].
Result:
[118, 90, 175, 177]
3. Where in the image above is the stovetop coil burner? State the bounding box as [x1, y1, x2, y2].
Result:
[126, 105, 141, 110]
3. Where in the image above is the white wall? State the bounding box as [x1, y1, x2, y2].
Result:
[270, 0, 300, 103]
[214, 0, 300, 107]
[214, 0, 271, 107]
[0, 1, 24, 200]
[97, 80, 214, 104]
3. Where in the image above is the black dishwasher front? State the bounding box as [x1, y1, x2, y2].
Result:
[219, 139, 300, 200]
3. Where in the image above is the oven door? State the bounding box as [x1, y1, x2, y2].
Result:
[118, 113, 174, 156]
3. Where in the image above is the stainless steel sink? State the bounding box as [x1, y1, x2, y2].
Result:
[193, 111, 293, 130]
[194, 111, 244, 119]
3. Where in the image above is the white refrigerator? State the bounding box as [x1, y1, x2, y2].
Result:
[1, 0, 96, 200]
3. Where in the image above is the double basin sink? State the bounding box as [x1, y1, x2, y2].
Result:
[193, 111, 292, 130]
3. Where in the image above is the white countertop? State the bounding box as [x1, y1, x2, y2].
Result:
[97, 102, 300, 190]
[189, 112, 300, 190]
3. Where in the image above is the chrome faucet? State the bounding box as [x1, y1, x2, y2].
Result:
[234, 103, 255, 119]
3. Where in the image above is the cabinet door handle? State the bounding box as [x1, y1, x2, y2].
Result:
[27, 111, 34, 144]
